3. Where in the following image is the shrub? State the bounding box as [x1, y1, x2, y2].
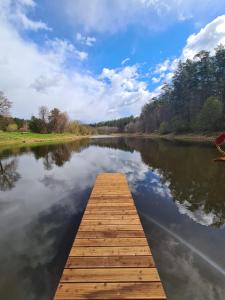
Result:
[6, 123, 18, 132]
[159, 122, 170, 134]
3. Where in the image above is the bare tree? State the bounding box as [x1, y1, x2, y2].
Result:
[39, 106, 49, 122]
[38, 106, 49, 133]
[0, 91, 12, 116]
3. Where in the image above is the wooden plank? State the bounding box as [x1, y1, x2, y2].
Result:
[54, 282, 166, 299]
[79, 225, 143, 231]
[80, 219, 141, 225]
[70, 246, 151, 257]
[54, 173, 166, 300]
[84, 210, 137, 215]
[76, 231, 145, 238]
[85, 206, 136, 211]
[61, 268, 160, 282]
[73, 238, 148, 247]
[83, 215, 140, 220]
[65, 256, 155, 268]
[87, 202, 134, 207]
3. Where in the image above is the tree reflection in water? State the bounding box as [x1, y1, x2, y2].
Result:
[0, 159, 21, 191]
[90, 138, 225, 227]
[32, 140, 89, 170]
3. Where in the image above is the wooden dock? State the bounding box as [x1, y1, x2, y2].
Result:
[54, 173, 166, 299]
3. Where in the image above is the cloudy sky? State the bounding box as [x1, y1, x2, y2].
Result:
[1, 0, 225, 122]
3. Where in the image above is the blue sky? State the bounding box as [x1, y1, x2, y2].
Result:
[1, 0, 225, 122]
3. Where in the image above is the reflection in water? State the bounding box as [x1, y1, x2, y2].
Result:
[0, 159, 20, 191]
[32, 140, 89, 170]
[0, 138, 225, 300]
[140, 211, 225, 277]
[91, 138, 225, 227]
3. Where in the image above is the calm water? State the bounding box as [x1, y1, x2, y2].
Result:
[0, 137, 225, 300]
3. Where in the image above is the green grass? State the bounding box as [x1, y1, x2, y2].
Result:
[0, 131, 87, 148]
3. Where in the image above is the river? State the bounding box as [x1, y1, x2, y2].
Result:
[0, 137, 225, 300]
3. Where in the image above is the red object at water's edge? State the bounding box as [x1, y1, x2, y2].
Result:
[215, 132, 225, 145]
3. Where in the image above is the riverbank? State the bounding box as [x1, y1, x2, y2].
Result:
[0, 132, 89, 149]
[111, 132, 218, 143]
[0, 131, 218, 151]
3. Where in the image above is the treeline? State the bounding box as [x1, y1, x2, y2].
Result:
[90, 116, 135, 133]
[29, 106, 96, 135]
[125, 45, 225, 134]
[0, 92, 95, 135]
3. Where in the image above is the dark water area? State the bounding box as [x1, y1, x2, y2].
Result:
[0, 137, 225, 300]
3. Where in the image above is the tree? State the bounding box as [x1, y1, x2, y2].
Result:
[38, 106, 49, 133]
[123, 46, 225, 134]
[0, 91, 12, 116]
[39, 106, 49, 122]
[48, 108, 68, 133]
[29, 116, 44, 133]
[198, 97, 223, 131]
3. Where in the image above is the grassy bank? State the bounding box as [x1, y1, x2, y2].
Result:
[0, 131, 89, 148]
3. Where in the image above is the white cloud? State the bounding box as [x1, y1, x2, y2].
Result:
[152, 58, 178, 84]
[76, 32, 96, 47]
[182, 15, 225, 59]
[15, 10, 51, 31]
[0, 3, 152, 122]
[1, 0, 51, 31]
[121, 58, 130, 65]
[56, 0, 225, 33]
[152, 77, 161, 84]
[175, 200, 218, 226]
[151, 15, 225, 85]
[154, 59, 171, 74]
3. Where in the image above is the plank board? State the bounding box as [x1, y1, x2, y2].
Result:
[65, 256, 155, 268]
[81, 219, 141, 225]
[54, 282, 165, 299]
[73, 238, 147, 247]
[61, 268, 160, 282]
[54, 173, 166, 299]
[70, 246, 151, 256]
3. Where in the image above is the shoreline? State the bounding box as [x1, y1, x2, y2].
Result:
[110, 132, 217, 143]
[0, 132, 90, 150]
[0, 131, 218, 151]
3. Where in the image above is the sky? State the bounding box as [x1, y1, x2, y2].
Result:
[1, 0, 225, 122]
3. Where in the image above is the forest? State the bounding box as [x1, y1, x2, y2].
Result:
[125, 45, 225, 134]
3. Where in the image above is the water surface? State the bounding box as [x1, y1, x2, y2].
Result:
[0, 137, 225, 300]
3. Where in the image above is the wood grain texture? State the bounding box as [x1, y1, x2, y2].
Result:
[61, 268, 160, 282]
[54, 173, 166, 299]
[73, 238, 147, 247]
[65, 256, 155, 268]
[70, 246, 151, 257]
[54, 282, 166, 299]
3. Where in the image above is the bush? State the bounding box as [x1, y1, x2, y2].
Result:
[66, 121, 81, 134]
[29, 116, 45, 133]
[6, 123, 18, 132]
[159, 122, 170, 134]
[66, 121, 96, 135]
[170, 117, 189, 133]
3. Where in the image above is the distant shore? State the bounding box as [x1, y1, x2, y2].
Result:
[0, 131, 89, 149]
[0, 131, 219, 151]
[110, 132, 218, 143]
